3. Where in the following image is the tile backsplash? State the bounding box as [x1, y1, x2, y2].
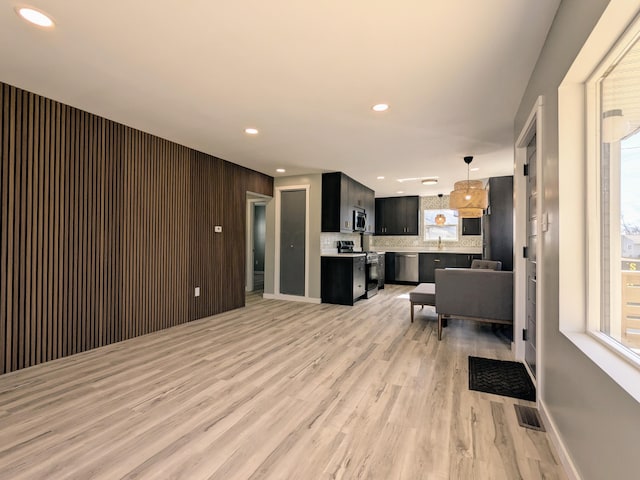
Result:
[321, 196, 482, 252]
[366, 195, 482, 250]
[321, 232, 363, 253]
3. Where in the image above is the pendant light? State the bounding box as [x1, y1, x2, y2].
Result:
[449, 156, 488, 218]
[435, 193, 446, 225]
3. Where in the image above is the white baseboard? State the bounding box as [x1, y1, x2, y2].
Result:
[539, 400, 581, 480]
[262, 293, 321, 304]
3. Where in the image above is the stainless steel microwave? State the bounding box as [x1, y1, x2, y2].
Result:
[353, 210, 366, 232]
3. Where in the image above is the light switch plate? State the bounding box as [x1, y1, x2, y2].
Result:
[214, 226, 223, 233]
[195, 287, 200, 297]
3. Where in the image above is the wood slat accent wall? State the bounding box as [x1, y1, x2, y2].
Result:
[0, 82, 273, 374]
[190, 151, 225, 320]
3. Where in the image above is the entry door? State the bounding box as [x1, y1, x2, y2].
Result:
[525, 135, 537, 377]
[280, 190, 306, 296]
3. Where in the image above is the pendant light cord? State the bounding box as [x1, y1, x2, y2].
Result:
[464, 155, 473, 192]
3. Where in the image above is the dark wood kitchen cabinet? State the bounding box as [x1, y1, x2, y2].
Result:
[385, 252, 396, 283]
[483, 176, 513, 271]
[375, 196, 419, 235]
[363, 187, 375, 235]
[418, 253, 481, 283]
[462, 217, 482, 235]
[321, 255, 366, 305]
[322, 172, 375, 234]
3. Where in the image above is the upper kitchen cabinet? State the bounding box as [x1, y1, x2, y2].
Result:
[461, 217, 482, 235]
[363, 187, 375, 234]
[483, 176, 513, 271]
[375, 196, 419, 235]
[322, 172, 375, 234]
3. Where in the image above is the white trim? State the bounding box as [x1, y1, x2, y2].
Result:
[538, 400, 582, 480]
[514, 95, 544, 398]
[246, 200, 254, 292]
[558, 0, 640, 402]
[262, 293, 321, 304]
[246, 192, 271, 293]
[274, 184, 311, 299]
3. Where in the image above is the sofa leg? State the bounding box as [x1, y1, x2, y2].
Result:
[410, 302, 414, 323]
[438, 314, 442, 340]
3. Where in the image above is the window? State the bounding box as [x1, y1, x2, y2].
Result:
[424, 209, 458, 241]
[592, 35, 640, 358]
[559, 0, 640, 402]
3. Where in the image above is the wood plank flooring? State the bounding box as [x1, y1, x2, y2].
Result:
[0, 285, 566, 479]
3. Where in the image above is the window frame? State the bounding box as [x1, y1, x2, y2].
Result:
[558, 0, 640, 403]
[423, 208, 459, 242]
[586, 19, 640, 364]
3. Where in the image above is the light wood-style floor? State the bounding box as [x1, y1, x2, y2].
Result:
[0, 285, 566, 480]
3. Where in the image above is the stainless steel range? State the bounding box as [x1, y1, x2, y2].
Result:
[363, 251, 379, 298]
[336, 241, 379, 298]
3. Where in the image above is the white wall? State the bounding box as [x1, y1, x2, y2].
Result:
[515, 0, 640, 478]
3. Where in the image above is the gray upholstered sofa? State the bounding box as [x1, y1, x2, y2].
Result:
[435, 261, 513, 340]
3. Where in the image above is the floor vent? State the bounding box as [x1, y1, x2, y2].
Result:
[514, 405, 545, 431]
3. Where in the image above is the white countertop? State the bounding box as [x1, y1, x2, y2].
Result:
[377, 247, 482, 254]
[321, 253, 366, 258]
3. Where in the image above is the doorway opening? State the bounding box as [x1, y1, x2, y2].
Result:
[246, 192, 271, 294]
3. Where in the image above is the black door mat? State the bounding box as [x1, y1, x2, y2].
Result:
[468, 356, 536, 401]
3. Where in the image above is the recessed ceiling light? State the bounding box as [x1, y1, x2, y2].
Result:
[421, 177, 439, 185]
[396, 190, 404, 194]
[16, 7, 54, 27]
[244, 128, 259, 135]
[377, 176, 385, 180]
[470, 167, 480, 172]
[372, 104, 389, 112]
[276, 168, 286, 173]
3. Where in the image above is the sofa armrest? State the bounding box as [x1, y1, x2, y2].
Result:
[435, 268, 513, 321]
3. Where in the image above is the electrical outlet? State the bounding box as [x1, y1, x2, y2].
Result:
[214, 225, 223, 233]
[195, 287, 200, 297]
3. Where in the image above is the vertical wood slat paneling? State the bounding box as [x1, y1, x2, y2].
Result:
[0, 83, 6, 375]
[0, 81, 272, 374]
[189, 155, 272, 321]
[119, 131, 191, 339]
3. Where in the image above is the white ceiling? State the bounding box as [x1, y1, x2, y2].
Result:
[1, 1, 560, 197]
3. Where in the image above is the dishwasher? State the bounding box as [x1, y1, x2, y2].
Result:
[395, 253, 419, 282]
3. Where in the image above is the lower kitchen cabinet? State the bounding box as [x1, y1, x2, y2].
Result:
[321, 256, 366, 305]
[418, 253, 481, 283]
[385, 252, 396, 283]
